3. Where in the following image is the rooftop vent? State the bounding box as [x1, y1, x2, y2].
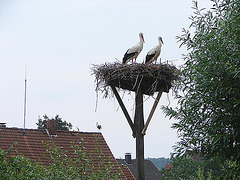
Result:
[0, 123, 6, 128]
[125, 153, 132, 164]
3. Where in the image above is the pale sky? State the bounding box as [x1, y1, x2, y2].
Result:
[0, 0, 213, 159]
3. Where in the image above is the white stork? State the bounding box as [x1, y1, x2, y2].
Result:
[122, 32, 145, 64]
[145, 36, 163, 64]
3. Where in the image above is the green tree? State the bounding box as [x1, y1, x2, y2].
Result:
[36, 114, 73, 131]
[160, 155, 226, 179]
[160, 157, 206, 179]
[162, 0, 240, 171]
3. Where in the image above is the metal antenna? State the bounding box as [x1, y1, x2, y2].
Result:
[23, 65, 27, 136]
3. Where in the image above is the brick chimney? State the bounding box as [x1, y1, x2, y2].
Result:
[47, 119, 56, 135]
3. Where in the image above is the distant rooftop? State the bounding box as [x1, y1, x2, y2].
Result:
[117, 153, 162, 180]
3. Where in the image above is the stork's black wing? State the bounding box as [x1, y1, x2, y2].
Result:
[122, 50, 137, 64]
[145, 53, 155, 64]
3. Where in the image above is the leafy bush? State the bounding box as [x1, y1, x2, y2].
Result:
[0, 143, 45, 180]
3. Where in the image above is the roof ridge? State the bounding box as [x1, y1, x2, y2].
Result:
[1, 127, 101, 134]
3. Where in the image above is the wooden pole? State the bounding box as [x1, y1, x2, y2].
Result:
[134, 88, 145, 180]
[141, 90, 163, 135]
[111, 85, 136, 137]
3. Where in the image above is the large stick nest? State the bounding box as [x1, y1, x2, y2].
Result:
[91, 62, 179, 96]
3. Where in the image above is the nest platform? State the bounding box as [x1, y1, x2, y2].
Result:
[92, 62, 179, 96]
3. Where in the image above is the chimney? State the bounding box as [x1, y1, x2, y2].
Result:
[0, 123, 6, 128]
[125, 153, 132, 164]
[47, 119, 56, 136]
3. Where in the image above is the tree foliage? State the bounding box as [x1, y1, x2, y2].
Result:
[0, 142, 45, 180]
[36, 114, 73, 131]
[162, 0, 240, 164]
[160, 157, 211, 179]
[160, 156, 240, 179]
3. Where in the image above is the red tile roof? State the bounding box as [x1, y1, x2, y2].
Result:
[0, 127, 127, 179]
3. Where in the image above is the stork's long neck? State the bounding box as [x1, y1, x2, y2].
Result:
[139, 34, 144, 45]
[158, 40, 163, 48]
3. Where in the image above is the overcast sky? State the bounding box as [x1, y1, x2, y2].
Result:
[0, 0, 213, 159]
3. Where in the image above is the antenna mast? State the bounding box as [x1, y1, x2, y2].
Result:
[23, 65, 27, 135]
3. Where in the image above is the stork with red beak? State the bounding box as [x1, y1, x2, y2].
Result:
[145, 36, 163, 64]
[122, 32, 145, 64]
